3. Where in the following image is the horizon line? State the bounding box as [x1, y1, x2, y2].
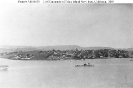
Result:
[0, 44, 132, 49]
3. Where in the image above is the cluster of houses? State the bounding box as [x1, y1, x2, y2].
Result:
[10, 54, 34, 60]
[38, 49, 131, 60]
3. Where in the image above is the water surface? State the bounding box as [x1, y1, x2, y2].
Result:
[0, 58, 133, 88]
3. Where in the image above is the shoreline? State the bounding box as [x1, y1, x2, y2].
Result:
[1, 57, 132, 61]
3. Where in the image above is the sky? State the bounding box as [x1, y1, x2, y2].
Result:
[0, 4, 133, 48]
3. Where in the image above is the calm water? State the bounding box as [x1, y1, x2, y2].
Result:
[0, 58, 133, 88]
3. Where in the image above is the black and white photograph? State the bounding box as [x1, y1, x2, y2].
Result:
[0, 1, 133, 88]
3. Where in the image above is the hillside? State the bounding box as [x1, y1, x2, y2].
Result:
[0, 45, 39, 53]
[0, 45, 116, 53]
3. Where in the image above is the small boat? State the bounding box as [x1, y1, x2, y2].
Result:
[130, 58, 133, 61]
[0, 65, 9, 71]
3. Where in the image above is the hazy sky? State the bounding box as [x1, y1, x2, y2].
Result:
[0, 4, 133, 48]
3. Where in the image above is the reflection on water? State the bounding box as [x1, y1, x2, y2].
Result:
[0, 58, 133, 88]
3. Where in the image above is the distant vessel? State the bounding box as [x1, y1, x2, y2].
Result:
[0, 65, 9, 71]
[75, 63, 94, 67]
